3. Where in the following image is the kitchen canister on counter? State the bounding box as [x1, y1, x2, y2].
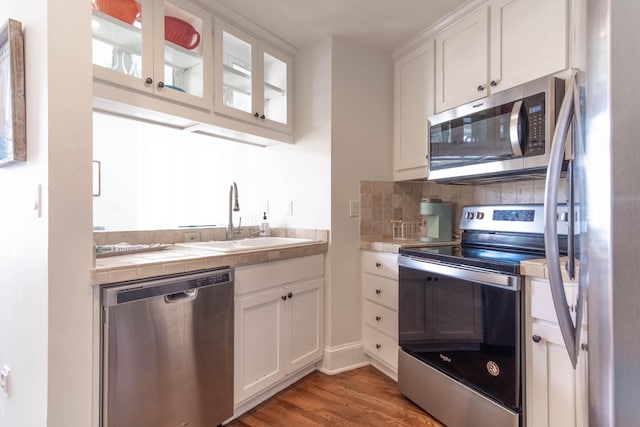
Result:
[420, 199, 452, 242]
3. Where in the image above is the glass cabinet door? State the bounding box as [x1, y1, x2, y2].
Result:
[157, 1, 207, 100]
[263, 52, 287, 125]
[221, 28, 253, 114]
[215, 19, 292, 133]
[91, 0, 147, 81]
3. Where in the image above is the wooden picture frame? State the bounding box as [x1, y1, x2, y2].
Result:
[0, 19, 26, 167]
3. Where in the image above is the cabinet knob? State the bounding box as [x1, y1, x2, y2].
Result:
[375, 316, 381, 322]
[532, 335, 542, 343]
[375, 344, 382, 349]
[145, 77, 153, 85]
[375, 262, 381, 268]
[477, 84, 485, 92]
[260, 114, 266, 120]
[157, 81, 165, 88]
[281, 295, 287, 301]
[375, 289, 381, 295]
[254, 112, 260, 118]
[490, 80, 498, 87]
[287, 292, 293, 299]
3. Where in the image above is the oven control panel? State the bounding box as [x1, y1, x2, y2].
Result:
[460, 204, 574, 235]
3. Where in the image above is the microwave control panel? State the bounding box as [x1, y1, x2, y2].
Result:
[523, 92, 546, 157]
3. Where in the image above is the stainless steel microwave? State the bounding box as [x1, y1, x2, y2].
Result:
[428, 75, 566, 183]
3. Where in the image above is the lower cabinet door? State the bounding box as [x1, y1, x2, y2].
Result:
[529, 322, 577, 427]
[234, 287, 286, 403]
[287, 278, 324, 373]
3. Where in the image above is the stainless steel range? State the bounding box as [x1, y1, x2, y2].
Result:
[398, 204, 570, 427]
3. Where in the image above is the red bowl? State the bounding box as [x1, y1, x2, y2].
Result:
[94, 0, 140, 25]
[165, 16, 201, 50]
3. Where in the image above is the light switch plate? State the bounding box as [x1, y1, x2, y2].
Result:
[349, 200, 359, 217]
[284, 200, 293, 216]
[0, 365, 10, 397]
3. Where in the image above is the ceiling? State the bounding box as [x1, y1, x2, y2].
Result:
[210, 0, 470, 52]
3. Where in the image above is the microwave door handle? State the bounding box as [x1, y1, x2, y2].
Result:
[509, 100, 524, 157]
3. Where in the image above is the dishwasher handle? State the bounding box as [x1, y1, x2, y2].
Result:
[164, 289, 198, 303]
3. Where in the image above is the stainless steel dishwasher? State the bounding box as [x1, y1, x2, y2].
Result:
[101, 267, 234, 427]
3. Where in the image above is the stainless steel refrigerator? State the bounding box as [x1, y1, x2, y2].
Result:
[544, 1, 640, 426]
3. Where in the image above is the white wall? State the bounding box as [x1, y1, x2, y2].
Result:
[320, 37, 393, 371]
[0, 0, 94, 426]
[0, 2, 49, 425]
[46, 0, 94, 424]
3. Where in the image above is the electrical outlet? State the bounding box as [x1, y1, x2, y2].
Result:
[284, 200, 293, 216]
[1, 365, 10, 397]
[184, 232, 200, 242]
[349, 200, 359, 217]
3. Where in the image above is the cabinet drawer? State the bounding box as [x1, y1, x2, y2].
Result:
[235, 254, 324, 295]
[530, 279, 577, 324]
[363, 324, 398, 369]
[362, 274, 398, 310]
[362, 251, 398, 280]
[363, 300, 398, 339]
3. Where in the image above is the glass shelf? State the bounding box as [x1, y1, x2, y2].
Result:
[92, 9, 142, 56]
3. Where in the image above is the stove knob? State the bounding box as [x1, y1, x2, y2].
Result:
[466, 212, 475, 220]
[477, 212, 485, 220]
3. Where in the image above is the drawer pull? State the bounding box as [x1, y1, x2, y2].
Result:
[375, 289, 381, 295]
[375, 316, 381, 322]
[375, 262, 381, 268]
[375, 344, 382, 349]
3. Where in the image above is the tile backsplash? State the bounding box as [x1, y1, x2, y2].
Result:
[360, 178, 568, 239]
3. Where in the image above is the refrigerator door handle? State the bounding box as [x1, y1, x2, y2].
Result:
[544, 73, 579, 368]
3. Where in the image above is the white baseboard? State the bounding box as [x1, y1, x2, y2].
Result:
[318, 341, 369, 375]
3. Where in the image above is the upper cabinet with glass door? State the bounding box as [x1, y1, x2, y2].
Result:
[91, 0, 213, 110]
[214, 19, 293, 133]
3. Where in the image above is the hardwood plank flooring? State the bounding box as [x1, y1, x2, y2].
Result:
[227, 366, 444, 427]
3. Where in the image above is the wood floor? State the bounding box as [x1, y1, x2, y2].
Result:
[226, 366, 444, 427]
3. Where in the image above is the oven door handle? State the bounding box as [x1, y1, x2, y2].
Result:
[399, 256, 520, 291]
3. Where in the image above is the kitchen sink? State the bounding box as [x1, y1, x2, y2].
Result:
[176, 237, 317, 253]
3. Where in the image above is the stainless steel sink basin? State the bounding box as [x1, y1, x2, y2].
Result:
[176, 237, 317, 253]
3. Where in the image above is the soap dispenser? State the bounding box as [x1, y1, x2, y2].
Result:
[259, 212, 270, 237]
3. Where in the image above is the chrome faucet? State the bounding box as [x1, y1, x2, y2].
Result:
[228, 182, 240, 240]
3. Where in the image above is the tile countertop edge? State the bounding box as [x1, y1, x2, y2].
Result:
[521, 256, 579, 282]
[92, 242, 328, 286]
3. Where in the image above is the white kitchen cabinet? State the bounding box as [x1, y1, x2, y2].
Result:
[92, 0, 213, 110]
[393, 40, 434, 181]
[526, 277, 588, 427]
[361, 250, 398, 380]
[434, 0, 568, 112]
[489, 0, 567, 93]
[214, 18, 293, 133]
[234, 255, 324, 405]
[434, 7, 489, 112]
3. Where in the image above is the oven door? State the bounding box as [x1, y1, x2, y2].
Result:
[398, 255, 522, 410]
